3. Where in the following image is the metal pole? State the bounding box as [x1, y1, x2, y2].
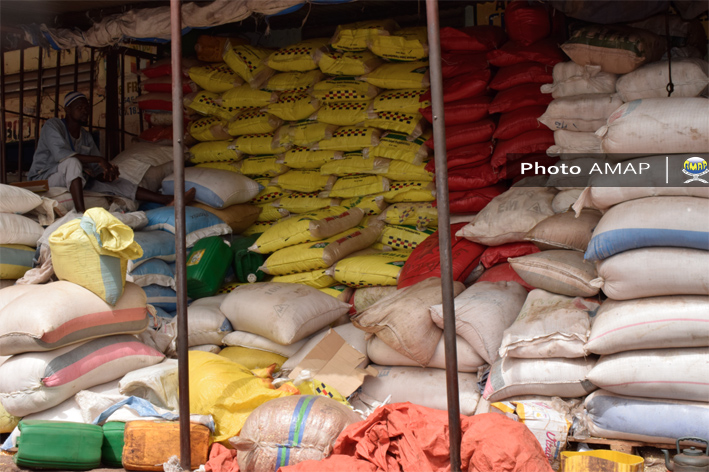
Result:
[34, 51, 42, 150]
[170, 0, 191, 469]
[426, 1, 462, 471]
[136, 54, 144, 134]
[73, 48, 79, 90]
[54, 51, 61, 117]
[18, 47, 24, 182]
[0, 46, 6, 184]
[120, 51, 125, 151]
[89, 48, 95, 134]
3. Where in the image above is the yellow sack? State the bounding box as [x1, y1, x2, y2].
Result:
[281, 147, 341, 169]
[318, 284, 354, 302]
[370, 130, 431, 164]
[312, 126, 381, 152]
[312, 77, 379, 103]
[372, 89, 429, 114]
[196, 161, 240, 173]
[361, 61, 430, 89]
[233, 155, 289, 177]
[0, 401, 20, 434]
[378, 202, 438, 228]
[366, 111, 425, 137]
[324, 175, 390, 199]
[267, 38, 330, 72]
[242, 220, 277, 236]
[297, 378, 350, 407]
[228, 109, 283, 136]
[233, 133, 288, 156]
[189, 116, 231, 142]
[383, 159, 433, 182]
[255, 203, 290, 222]
[272, 193, 341, 214]
[267, 92, 321, 122]
[265, 70, 324, 92]
[341, 195, 388, 215]
[219, 346, 287, 370]
[377, 224, 435, 252]
[288, 121, 339, 147]
[189, 63, 244, 93]
[251, 206, 364, 254]
[0, 244, 34, 279]
[49, 208, 143, 305]
[184, 91, 240, 121]
[223, 44, 275, 88]
[271, 170, 336, 193]
[250, 178, 289, 204]
[380, 181, 436, 203]
[261, 223, 384, 276]
[320, 153, 390, 176]
[310, 101, 371, 127]
[331, 19, 399, 52]
[189, 141, 241, 164]
[188, 351, 297, 442]
[196, 35, 248, 63]
[330, 250, 409, 287]
[317, 50, 384, 76]
[271, 268, 336, 289]
[368, 27, 429, 62]
[220, 84, 278, 109]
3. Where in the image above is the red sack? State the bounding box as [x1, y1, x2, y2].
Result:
[447, 162, 502, 191]
[476, 262, 536, 291]
[440, 25, 507, 52]
[441, 51, 489, 78]
[488, 83, 553, 114]
[505, 0, 551, 46]
[425, 142, 492, 172]
[500, 153, 559, 180]
[135, 92, 173, 111]
[481, 242, 540, 268]
[489, 62, 554, 91]
[421, 69, 491, 103]
[420, 96, 491, 126]
[139, 125, 173, 142]
[491, 130, 555, 169]
[487, 39, 566, 67]
[425, 119, 495, 151]
[398, 223, 486, 288]
[445, 184, 508, 214]
[141, 76, 197, 94]
[493, 105, 548, 140]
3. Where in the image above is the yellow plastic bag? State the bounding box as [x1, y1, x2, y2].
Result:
[233, 133, 288, 155]
[0, 244, 35, 279]
[560, 451, 644, 472]
[378, 202, 438, 228]
[361, 61, 430, 89]
[196, 161, 240, 173]
[272, 193, 341, 214]
[189, 63, 244, 93]
[383, 160, 433, 182]
[189, 116, 231, 142]
[368, 26, 429, 62]
[242, 220, 277, 236]
[377, 224, 435, 252]
[366, 111, 425, 136]
[341, 195, 388, 215]
[324, 175, 390, 199]
[189, 141, 241, 164]
[312, 77, 379, 103]
[313, 126, 381, 152]
[233, 155, 289, 177]
[49, 208, 143, 305]
[317, 50, 384, 76]
[250, 178, 289, 204]
[372, 89, 429, 114]
[370, 131, 431, 164]
[220, 84, 278, 109]
[320, 153, 390, 176]
[288, 121, 339, 147]
[184, 91, 240, 121]
[0, 401, 20, 434]
[219, 346, 287, 370]
[223, 44, 274, 88]
[265, 70, 324, 92]
[271, 268, 336, 289]
[330, 250, 409, 287]
[267, 92, 321, 122]
[256, 204, 290, 222]
[297, 378, 350, 407]
[310, 101, 371, 126]
[271, 169, 337, 193]
[228, 109, 282, 136]
[381, 180, 435, 203]
[318, 284, 354, 302]
[281, 147, 341, 169]
[331, 19, 399, 52]
[267, 38, 330, 72]
[188, 351, 297, 442]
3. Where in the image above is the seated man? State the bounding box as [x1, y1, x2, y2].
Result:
[28, 91, 194, 213]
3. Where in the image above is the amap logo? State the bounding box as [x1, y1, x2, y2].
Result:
[683, 157, 708, 184]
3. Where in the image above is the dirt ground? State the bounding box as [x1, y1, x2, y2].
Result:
[0, 454, 127, 472]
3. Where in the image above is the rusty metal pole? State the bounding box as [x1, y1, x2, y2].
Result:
[89, 48, 95, 134]
[18, 47, 24, 181]
[120, 51, 125, 151]
[1, 46, 6, 184]
[34, 51, 42, 150]
[170, 0, 191, 469]
[54, 51, 61, 117]
[426, 1, 462, 471]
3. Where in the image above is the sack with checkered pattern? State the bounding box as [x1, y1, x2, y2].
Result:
[331, 19, 399, 52]
[232, 132, 289, 155]
[382, 160, 433, 182]
[368, 27, 429, 62]
[271, 170, 337, 193]
[371, 89, 430, 114]
[368, 131, 431, 164]
[316, 50, 384, 76]
[320, 153, 390, 176]
[255, 204, 290, 222]
[312, 126, 381, 152]
[227, 109, 282, 136]
[271, 268, 336, 289]
[377, 224, 435, 252]
[233, 156, 289, 177]
[189, 116, 231, 141]
[310, 101, 371, 126]
[322, 175, 390, 199]
[381, 181, 436, 203]
[266, 92, 321, 122]
[377, 202, 437, 228]
[267, 38, 330, 72]
[341, 195, 388, 215]
[311, 77, 380, 103]
[366, 111, 426, 138]
[223, 44, 275, 88]
[272, 193, 341, 214]
[242, 220, 277, 236]
[280, 148, 341, 169]
[265, 70, 325, 92]
[184, 91, 240, 120]
[189, 63, 244, 93]
[329, 251, 409, 287]
[249, 177, 289, 204]
[189, 141, 242, 164]
[220, 84, 278, 109]
[288, 121, 339, 147]
[360, 62, 430, 89]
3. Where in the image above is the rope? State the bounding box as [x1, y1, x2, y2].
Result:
[665, 14, 674, 97]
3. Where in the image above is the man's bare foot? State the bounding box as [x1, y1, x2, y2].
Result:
[167, 187, 197, 206]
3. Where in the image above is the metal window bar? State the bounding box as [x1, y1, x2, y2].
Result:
[121, 50, 126, 152]
[0, 46, 6, 184]
[18, 46, 24, 182]
[54, 51, 61, 118]
[34, 51, 42, 150]
[73, 48, 79, 90]
[89, 48, 95, 134]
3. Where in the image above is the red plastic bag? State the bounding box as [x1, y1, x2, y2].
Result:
[476, 262, 536, 291]
[142, 76, 196, 94]
[421, 69, 491, 103]
[487, 39, 566, 67]
[425, 142, 492, 172]
[139, 125, 173, 142]
[481, 242, 540, 268]
[447, 162, 502, 191]
[488, 83, 553, 114]
[398, 223, 486, 288]
[420, 96, 491, 126]
[491, 129, 555, 169]
[440, 25, 507, 52]
[500, 153, 559, 180]
[505, 0, 551, 46]
[441, 51, 489, 78]
[135, 92, 173, 111]
[445, 184, 508, 214]
[489, 62, 554, 91]
[425, 119, 495, 151]
[493, 105, 548, 140]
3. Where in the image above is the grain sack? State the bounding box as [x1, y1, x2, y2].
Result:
[223, 44, 274, 88]
[188, 63, 243, 93]
[381, 181, 436, 203]
[561, 25, 663, 74]
[313, 126, 381, 152]
[255, 204, 289, 222]
[547, 130, 603, 156]
[251, 206, 364, 254]
[616, 58, 708, 101]
[186, 294, 232, 347]
[330, 251, 409, 287]
[128, 258, 175, 289]
[319, 285, 354, 303]
[222, 330, 309, 358]
[362, 365, 480, 415]
[457, 187, 556, 246]
[0, 335, 163, 417]
[317, 50, 383, 76]
[239, 156, 290, 177]
[587, 347, 709, 402]
[0, 244, 34, 280]
[232, 395, 359, 472]
[288, 122, 339, 148]
[324, 175, 390, 199]
[271, 268, 336, 289]
[377, 224, 435, 252]
[190, 202, 260, 234]
[367, 335, 486, 373]
[509, 250, 599, 297]
[311, 77, 379, 103]
[369, 26, 428, 61]
[272, 193, 339, 214]
[227, 109, 282, 136]
[383, 160, 433, 182]
[331, 19, 399, 52]
[483, 356, 597, 402]
[366, 111, 426, 137]
[220, 84, 278, 109]
[233, 132, 289, 156]
[538, 94, 623, 132]
[499, 289, 599, 359]
[189, 116, 231, 141]
[271, 170, 336, 193]
[265, 70, 324, 92]
[189, 141, 241, 164]
[266, 38, 329, 72]
[350, 286, 397, 314]
[598, 98, 709, 155]
[377, 202, 437, 228]
[592, 247, 709, 300]
[280, 324, 369, 373]
[0, 184, 42, 214]
[163, 167, 261, 209]
[267, 92, 321, 122]
[219, 347, 286, 370]
[341, 195, 388, 215]
[144, 206, 232, 248]
[184, 91, 240, 120]
[552, 189, 583, 214]
[584, 389, 709, 445]
[220, 283, 350, 344]
[313, 102, 372, 127]
[360, 61, 430, 90]
[320, 154, 389, 176]
[540, 63, 617, 98]
[525, 210, 601, 252]
[353, 277, 464, 366]
[369, 131, 430, 164]
[0, 213, 43, 246]
[260, 223, 383, 276]
[281, 148, 340, 169]
[430, 281, 527, 364]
